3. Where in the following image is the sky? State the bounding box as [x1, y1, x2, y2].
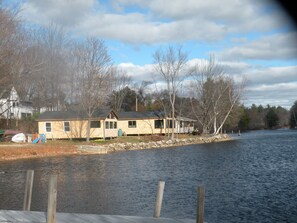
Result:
[3, 0, 297, 109]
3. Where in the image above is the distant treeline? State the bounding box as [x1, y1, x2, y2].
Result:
[238, 101, 297, 131]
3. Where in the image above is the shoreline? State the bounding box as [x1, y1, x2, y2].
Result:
[0, 134, 232, 162]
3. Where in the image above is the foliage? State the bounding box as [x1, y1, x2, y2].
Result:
[289, 100, 297, 128]
[189, 56, 245, 134]
[238, 108, 250, 131]
[265, 107, 279, 129]
[237, 104, 290, 131]
[153, 45, 188, 139]
[107, 87, 138, 112]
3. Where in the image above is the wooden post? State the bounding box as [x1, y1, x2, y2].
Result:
[23, 170, 34, 211]
[196, 186, 205, 223]
[154, 181, 165, 218]
[47, 175, 58, 223]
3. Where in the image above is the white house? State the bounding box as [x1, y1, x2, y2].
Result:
[0, 86, 34, 119]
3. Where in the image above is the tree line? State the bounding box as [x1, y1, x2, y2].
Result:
[1, 5, 295, 140]
[106, 86, 297, 131]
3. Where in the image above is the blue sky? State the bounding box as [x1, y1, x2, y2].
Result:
[3, 0, 297, 108]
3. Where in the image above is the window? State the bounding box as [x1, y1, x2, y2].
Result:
[64, 122, 70, 132]
[21, 113, 32, 119]
[91, 121, 101, 128]
[154, 120, 164, 129]
[108, 112, 116, 119]
[166, 120, 175, 128]
[128, 121, 137, 128]
[46, 122, 51, 132]
[105, 121, 117, 129]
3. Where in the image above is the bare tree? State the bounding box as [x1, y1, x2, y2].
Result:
[189, 56, 223, 133]
[134, 81, 152, 111]
[36, 24, 70, 111]
[75, 37, 113, 142]
[211, 76, 245, 134]
[190, 56, 245, 134]
[12, 35, 44, 103]
[0, 7, 22, 85]
[153, 45, 188, 139]
[109, 68, 131, 113]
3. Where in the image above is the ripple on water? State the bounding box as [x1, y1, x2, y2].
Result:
[0, 129, 297, 223]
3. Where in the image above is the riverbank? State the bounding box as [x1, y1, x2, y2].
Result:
[0, 134, 231, 162]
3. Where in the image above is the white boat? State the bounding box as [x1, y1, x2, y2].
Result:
[11, 133, 26, 143]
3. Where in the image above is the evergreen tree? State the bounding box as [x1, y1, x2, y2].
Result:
[238, 108, 250, 131]
[265, 107, 279, 129]
[289, 101, 297, 128]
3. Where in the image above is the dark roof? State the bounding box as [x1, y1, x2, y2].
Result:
[118, 111, 196, 122]
[37, 109, 117, 121]
[19, 101, 33, 107]
[37, 109, 196, 122]
[118, 111, 166, 120]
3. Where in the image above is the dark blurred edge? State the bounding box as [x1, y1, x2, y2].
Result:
[275, 0, 297, 28]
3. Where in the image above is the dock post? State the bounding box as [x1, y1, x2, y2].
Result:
[23, 170, 34, 211]
[154, 181, 165, 218]
[47, 175, 58, 223]
[196, 186, 205, 223]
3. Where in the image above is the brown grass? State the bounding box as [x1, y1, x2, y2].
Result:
[0, 134, 202, 162]
[0, 142, 79, 162]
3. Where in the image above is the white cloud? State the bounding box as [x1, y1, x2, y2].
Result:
[118, 62, 155, 82]
[21, 0, 96, 27]
[110, 0, 291, 33]
[14, 0, 296, 108]
[118, 60, 297, 108]
[244, 82, 297, 108]
[19, 0, 293, 44]
[218, 32, 297, 60]
[248, 82, 297, 92]
[76, 13, 227, 44]
[245, 66, 297, 85]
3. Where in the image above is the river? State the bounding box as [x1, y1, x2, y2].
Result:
[0, 129, 297, 223]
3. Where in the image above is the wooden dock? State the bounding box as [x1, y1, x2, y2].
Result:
[0, 210, 195, 223]
[2, 170, 206, 223]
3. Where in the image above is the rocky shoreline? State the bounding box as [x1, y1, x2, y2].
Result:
[78, 134, 231, 154]
[0, 134, 231, 162]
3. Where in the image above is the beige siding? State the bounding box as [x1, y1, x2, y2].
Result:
[38, 119, 118, 139]
[118, 118, 195, 135]
[37, 115, 194, 139]
[118, 119, 165, 135]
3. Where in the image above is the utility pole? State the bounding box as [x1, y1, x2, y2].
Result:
[136, 97, 138, 112]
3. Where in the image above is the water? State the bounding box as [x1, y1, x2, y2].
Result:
[0, 130, 297, 223]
